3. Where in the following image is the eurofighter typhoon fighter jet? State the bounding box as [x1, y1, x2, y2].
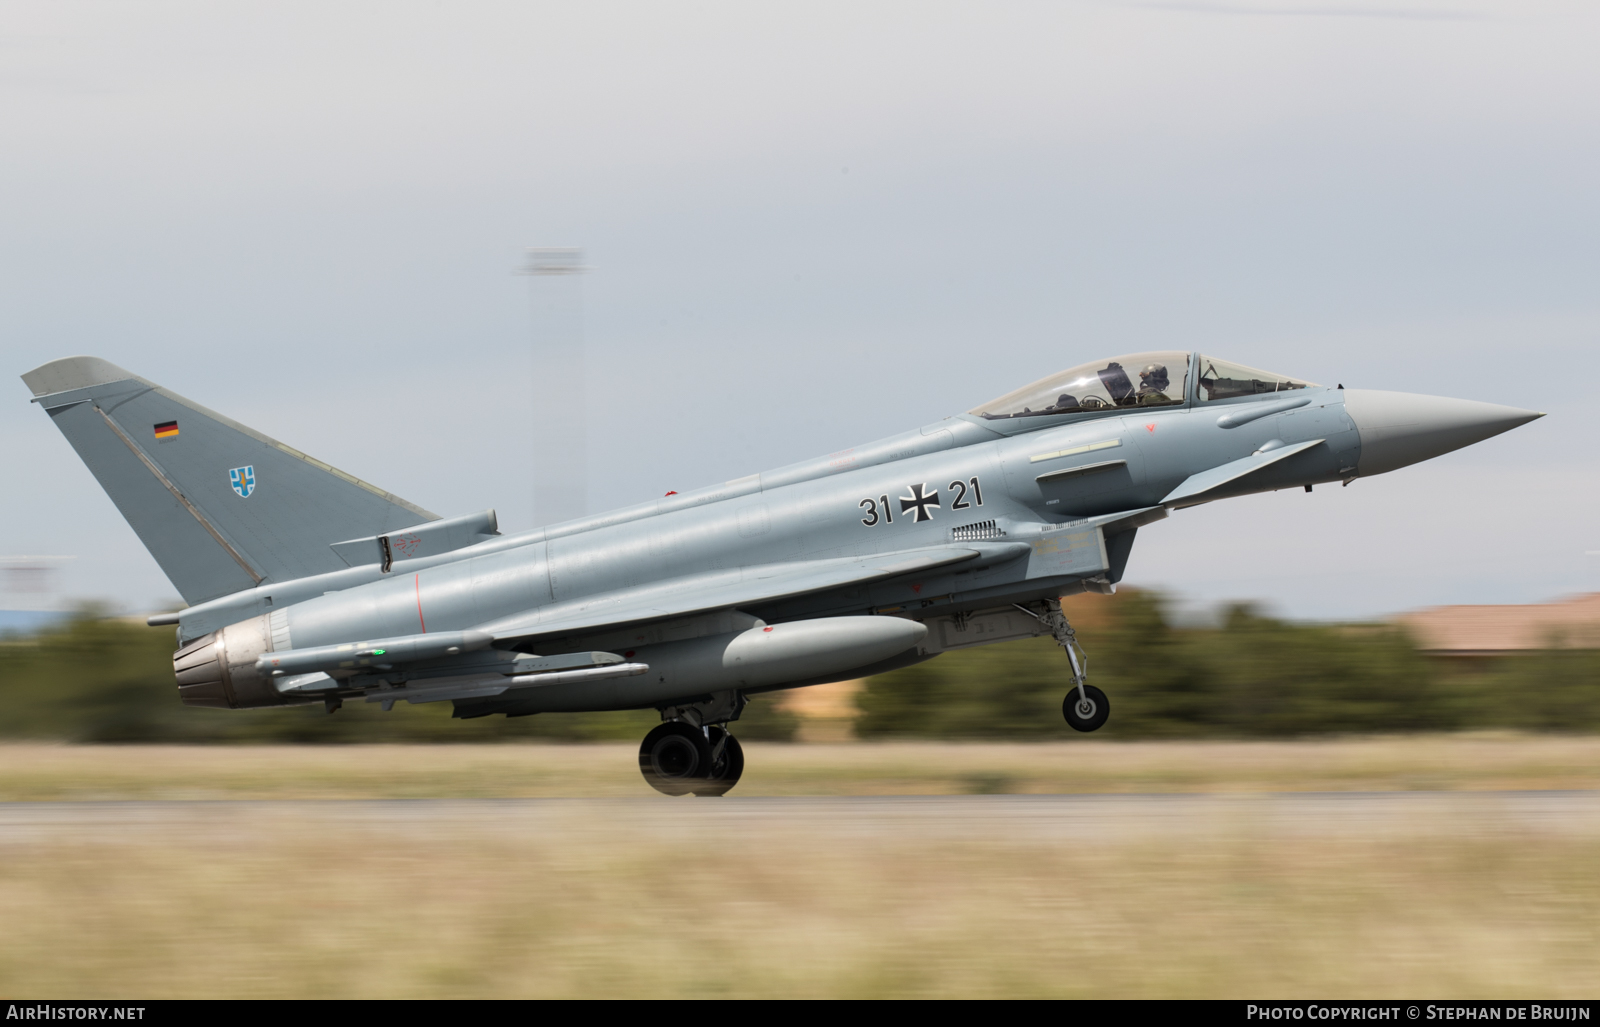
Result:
[23, 353, 1541, 794]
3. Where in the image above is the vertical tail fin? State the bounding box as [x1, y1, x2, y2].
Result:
[23, 356, 439, 605]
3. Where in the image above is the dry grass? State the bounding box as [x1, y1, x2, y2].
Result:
[1, 737, 1597, 998]
[0, 733, 1595, 800]
[0, 806, 1596, 998]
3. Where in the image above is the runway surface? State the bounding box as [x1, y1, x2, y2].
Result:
[1, 791, 1597, 844]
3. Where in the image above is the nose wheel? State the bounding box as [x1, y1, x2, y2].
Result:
[1062, 684, 1109, 732]
[638, 721, 746, 796]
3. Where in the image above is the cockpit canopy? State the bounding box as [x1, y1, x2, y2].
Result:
[1195, 355, 1315, 402]
[969, 351, 1189, 420]
[969, 352, 1314, 420]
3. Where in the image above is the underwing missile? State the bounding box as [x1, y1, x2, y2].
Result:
[255, 629, 496, 676]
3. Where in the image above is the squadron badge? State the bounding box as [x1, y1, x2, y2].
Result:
[229, 465, 256, 498]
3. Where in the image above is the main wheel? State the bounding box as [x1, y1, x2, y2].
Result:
[1063, 685, 1110, 732]
[639, 722, 712, 796]
[691, 728, 745, 797]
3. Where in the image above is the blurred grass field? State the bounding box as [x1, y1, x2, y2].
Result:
[0, 733, 1596, 800]
[0, 737, 1597, 998]
[2, 829, 1597, 999]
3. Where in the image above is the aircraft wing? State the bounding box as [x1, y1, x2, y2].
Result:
[480, 542, 1030, 645]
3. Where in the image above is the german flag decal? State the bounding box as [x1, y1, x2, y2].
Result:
[153, 420, 179, 440]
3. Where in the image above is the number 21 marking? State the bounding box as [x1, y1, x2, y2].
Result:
[949, 476, 984, 510]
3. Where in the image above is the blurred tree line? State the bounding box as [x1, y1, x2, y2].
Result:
[860, 590, 1600, 738]
[1, 590, 1596, 743]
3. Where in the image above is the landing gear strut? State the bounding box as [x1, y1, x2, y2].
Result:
[638, 691, 747, 796]
[699, 726, 745, 798]
[1018, 598, 1111, 733]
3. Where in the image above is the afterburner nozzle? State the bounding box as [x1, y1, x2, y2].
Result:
[1341, 390, 1544, 477]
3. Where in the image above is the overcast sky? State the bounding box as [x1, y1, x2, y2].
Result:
[3, 0, 1597, 620]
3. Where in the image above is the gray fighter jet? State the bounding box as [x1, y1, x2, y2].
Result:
[22, 352, 1541, 794]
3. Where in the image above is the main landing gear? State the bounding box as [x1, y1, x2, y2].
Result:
[639, 691, 747, 797]
[1018, 598, 1111, 733]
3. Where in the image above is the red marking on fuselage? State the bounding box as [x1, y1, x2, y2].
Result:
[415, 573, 427, 633]
[911, 583, 923, 594]
[1145, 423, 1156, 433]
[664, 491, 678, 496]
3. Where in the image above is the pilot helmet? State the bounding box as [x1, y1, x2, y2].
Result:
[1139, 363, 1169, 390]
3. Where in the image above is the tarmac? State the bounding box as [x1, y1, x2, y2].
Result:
[0, 791, 1596, 844]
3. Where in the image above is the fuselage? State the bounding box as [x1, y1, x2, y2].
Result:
[177, 382, 1357, 671]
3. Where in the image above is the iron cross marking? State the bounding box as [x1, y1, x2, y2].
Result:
[899, 483, 940, 523]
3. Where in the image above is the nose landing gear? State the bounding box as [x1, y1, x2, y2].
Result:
[638, 691, 748, 796]
[1017, 597, 1110, 733]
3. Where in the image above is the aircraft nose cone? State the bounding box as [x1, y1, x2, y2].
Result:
[1342, 389, 1544, 477]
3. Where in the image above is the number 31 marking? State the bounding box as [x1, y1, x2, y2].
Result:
[859, 494, 895, 527]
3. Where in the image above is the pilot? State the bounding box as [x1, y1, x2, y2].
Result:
[1136, 363, 1171, 405]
